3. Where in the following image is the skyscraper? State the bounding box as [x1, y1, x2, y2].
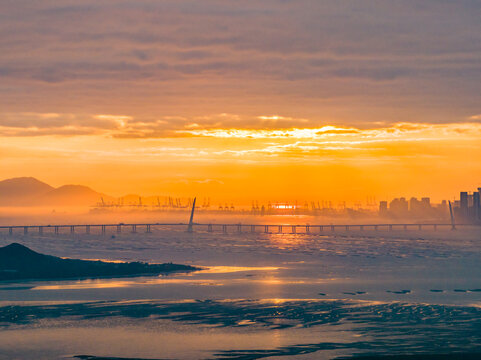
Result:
[460, 191, 468, 218]
[474, 191, 480, 221]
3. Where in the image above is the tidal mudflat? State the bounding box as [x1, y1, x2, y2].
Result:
[0, 226, 480, 359]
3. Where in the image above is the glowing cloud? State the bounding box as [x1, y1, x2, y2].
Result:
[177, 122, 481, 141]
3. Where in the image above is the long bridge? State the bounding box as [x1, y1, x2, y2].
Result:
[0, 222, 473, 236]
[2, 197, 470, 236]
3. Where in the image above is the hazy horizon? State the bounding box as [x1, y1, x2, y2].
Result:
[0, 175, 471, 208]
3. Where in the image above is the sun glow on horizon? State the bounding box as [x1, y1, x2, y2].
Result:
[1, 113, 480, 202]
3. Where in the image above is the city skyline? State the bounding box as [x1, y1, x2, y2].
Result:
[0, 175, 478, 208]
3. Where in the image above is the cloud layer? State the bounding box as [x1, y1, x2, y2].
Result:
[0, 0, 480, 128]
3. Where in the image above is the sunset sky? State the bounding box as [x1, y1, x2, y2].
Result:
[1, 1, 480, 203]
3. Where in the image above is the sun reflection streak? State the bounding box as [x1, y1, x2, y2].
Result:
[32, 278, 226, 290]
[197, 266, 280, 274]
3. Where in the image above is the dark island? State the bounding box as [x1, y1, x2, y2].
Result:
[0, 243, 199, 281]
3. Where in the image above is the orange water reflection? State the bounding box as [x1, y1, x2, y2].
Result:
[31, 265, 285, 290]
[197, 266, 280, 274]
[33, 278, 225, 290]
[31, 275, 337, 291]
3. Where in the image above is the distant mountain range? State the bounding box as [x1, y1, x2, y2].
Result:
[0, 177, 111, 206]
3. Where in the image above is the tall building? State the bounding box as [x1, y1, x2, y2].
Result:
[409, 197, 432, 217]
[460, 191, 468, 218]
[474, 191, 480, 221]
[380, 196, 447, 220]
[389, 197, 409, 217]
[421, 197, 430, 207]
[478, 188, 481, 220]
[409, 197, 419, 212]
[379, 201, 388, 216]
[456, 189, 481, 223]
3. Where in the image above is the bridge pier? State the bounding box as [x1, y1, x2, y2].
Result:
[278, 225, 283, 233]
[237, 224, 242, 233]
[146, 224, 151, 233]
[101, 225, 106, 235]
[251, 225, 256, 233]
[264, 225, 269, 233]
[38, 226, 43, 235]
[291, 226, 296, 234]
[131, 224, 137, 233]
[222, 225, 227, 234]
[345, 225, 349, 231]
[54, 226, 59, 235]
[306, 225, 310, 234]
[331, 225, 335, 232]
[70, 226, 75, 234]
[208, 224, 213, 232]
[86, 225, 90, 234]
[319, 225, 323, 232]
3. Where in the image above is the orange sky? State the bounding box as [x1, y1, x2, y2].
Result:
[1, 118, 480, 203]
[0, 1, 480, 203]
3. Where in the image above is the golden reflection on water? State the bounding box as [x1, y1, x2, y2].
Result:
[266, 233, 311, 250]
[30, 265, 286, 290]
[31, 275, 337, 291]
[198, 266, 280, 274]
[32, 278, 225, 290]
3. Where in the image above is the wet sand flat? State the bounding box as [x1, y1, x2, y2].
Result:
[0, 227, 480, 359]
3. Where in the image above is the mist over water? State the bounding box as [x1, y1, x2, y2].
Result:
[0, 206, 425, 228]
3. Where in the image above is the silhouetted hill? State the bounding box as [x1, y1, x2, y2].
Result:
[0, 177, 54, 205]
[0, 177, 114, 206]
[35, 184, 110, 206]
[0, 243, 198, 281]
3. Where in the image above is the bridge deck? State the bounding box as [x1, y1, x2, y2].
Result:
[0, 222, 474, 235]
